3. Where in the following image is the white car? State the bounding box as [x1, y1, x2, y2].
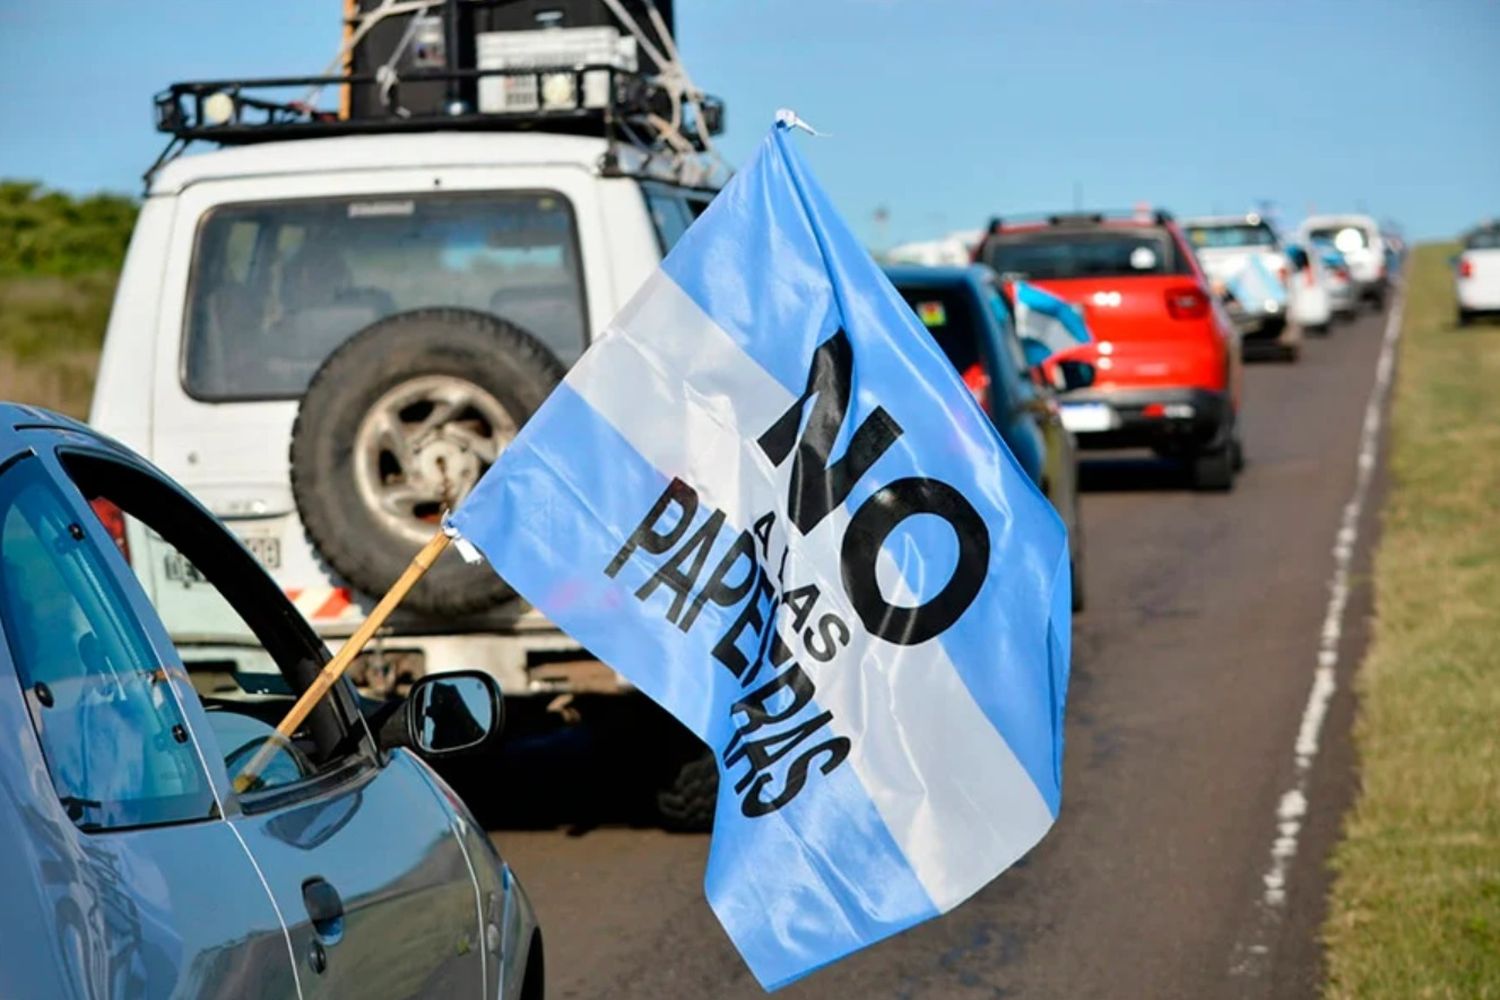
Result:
[1183, 214, 1299, 359]
[1283, 243, 1332, 333]
[1456, 223, 1500, 325]
[1298, 213, 1389, 307]
[92, 55, 728, 827]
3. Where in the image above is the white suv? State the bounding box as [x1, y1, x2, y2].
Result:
[91, 129, 718, 706]
[1455, 222, 1500, 325]
[1298, 213, 1389, 307]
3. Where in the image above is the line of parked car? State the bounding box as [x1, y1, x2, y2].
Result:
[881, 206, 1401, 612]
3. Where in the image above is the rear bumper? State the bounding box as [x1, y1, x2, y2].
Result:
[1059, 386, 1230, 451]
[1457, 283, 1500, 312]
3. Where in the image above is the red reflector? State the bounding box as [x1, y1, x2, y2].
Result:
[961, 362, 991, 414]
[1459, 258, 1474, 278]
[89, 497, 131, 563]
[1164, 285, 1209, 320]
[1142, 403, 1167, 418]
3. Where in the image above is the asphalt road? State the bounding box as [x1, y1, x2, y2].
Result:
[486, 302, 1394, 999]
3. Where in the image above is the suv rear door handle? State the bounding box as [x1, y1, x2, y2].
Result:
[301, 877, 345, 943]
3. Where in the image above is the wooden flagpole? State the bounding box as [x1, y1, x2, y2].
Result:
[233, 529, 453, 793]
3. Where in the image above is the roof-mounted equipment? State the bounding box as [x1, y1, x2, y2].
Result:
[147, 0, 726, 186]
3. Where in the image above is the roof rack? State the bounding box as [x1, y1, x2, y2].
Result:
[146, 0, 728, 189]
[147, 64, 724, 185]
[986, 208, 1175, 233]
[154, 65, 721, 143]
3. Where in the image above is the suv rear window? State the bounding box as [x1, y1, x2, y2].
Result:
[185, 192, 586, 400]
[1307, 225, 1369, 250]
[1185, 224, 1278, 249]
[981, 227, 1190, 280]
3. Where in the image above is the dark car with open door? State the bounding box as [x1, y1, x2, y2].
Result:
[885, 265, 1088, 610]
[0, 403, 542, 1000]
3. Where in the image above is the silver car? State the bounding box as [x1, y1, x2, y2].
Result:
[0, 403, 542, 999]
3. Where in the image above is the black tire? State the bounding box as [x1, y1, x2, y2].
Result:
[1192, 443, 1235, 491]
[1231, 430, 1246, 473]
[520, 931, 545, 1000]
[1458, 308, 1473, 327]
[291, 309, 566, 617]
[1307, 323, 1331, 337]
[655, 747, 719, 832]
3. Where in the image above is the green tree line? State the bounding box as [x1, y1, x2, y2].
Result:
[1, 180, 138, 276]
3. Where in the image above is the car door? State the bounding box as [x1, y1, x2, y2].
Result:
[55, 445, 488, 999]
[0, 443, 299, 998]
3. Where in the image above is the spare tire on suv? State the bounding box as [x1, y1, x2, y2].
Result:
[291, 308, 566, 617]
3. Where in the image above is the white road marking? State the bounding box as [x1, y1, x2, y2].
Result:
[1230, 290, 1405, 978]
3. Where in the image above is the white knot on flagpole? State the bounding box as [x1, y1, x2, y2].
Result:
[775, 108, 829, 137]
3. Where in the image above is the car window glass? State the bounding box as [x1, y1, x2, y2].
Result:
[1186, 224, 1277, 249]
[984, 286, 1033, 383]
[983, 228, 1188, 279]
[185, 191, 587, 401]
[1307, 225, 1369, 249]
[643, 185, 693, 252]
[895, 285, 982, 373]
[0, 457, 217, 830]
[1465, 230, 1500, 250]
[68, 455, 369, 797]
[685, 195, 713, 220]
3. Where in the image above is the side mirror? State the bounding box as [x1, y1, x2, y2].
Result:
[1057, 360, 1096, 392]
[381, 671, 504, 758]
[1286, 246, 1309, 271]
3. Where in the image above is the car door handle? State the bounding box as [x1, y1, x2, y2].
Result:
[301, 877, 345, 943]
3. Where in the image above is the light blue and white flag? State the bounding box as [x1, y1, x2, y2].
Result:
[448, 118, 1072, 990]
[1011, 279, 1093, 367]
[1223, 253, 1288, 316]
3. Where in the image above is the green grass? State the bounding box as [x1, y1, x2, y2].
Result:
[0, 271, 116, 418]
[0, 180, 136, 418]
[1324, 243, 1500, 998]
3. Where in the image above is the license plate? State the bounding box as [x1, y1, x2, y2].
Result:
[239, 535, 282, 570]
[1060, 402, 1117, 433]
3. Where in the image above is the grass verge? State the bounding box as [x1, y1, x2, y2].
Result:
[0, 271, 116, 418]
[1324, 243, 1500, 998]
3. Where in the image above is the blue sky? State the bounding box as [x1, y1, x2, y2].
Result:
[2, 0, 1496, 242]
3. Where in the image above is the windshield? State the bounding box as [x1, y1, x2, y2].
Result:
[185, 192, 587, 400]
[982, 228, 1188, 280]
[1186, 224, 1278, 249]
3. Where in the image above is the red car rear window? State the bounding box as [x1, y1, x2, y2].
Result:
[982, 227, 1192, 280]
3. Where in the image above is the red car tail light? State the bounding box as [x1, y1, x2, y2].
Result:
[1278, 265, 1290, 286]
[961, 362, 991, 414]
[1459, 257, 1474, 278]
[89, 496, 131, 563]
[1164, 285, 1209, 320]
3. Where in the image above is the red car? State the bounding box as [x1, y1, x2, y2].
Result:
[976, 209, 1243, 490]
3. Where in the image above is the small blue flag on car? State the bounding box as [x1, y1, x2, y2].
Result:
[448, 118, 1072, 990]
[1011, 279, 1093, 366]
